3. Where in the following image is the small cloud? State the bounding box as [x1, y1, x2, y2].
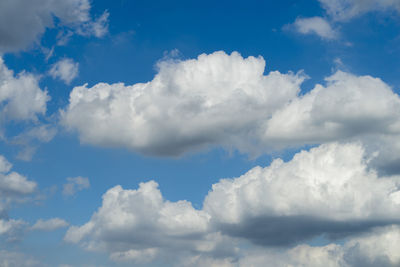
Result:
[77, 11, 109, 38]
[31, 218, 69, 231]
[292, 16, 338, 40]
[0, 155, 12, 173]
[49, 58, 79, 84]
[11, 124, 57, 161]
[63, 177, 90, 197]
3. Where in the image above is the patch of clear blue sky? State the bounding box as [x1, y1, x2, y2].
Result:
[2, 0, 400, 264]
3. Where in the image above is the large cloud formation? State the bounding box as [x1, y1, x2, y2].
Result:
[0, 0, 108, 53]
[65, 142, 400, 266]
[62, 51, 400, 174]
[64, 181, 235, 264]
[204, 143, 400, 245]
[62, 51, 305, 156]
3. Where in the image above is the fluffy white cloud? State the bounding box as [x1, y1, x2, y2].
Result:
[319, 0, 400, 21]
[62, 176, 90, 196]
[65, 181, 235, 263]
[61, 51, 305, 156]
[0, 0, 108, 52]
[65, 143, 400, 265]
[31, 218, 69, 231]
[0, 155, 36, 197]
[292, 16, 338, 40]
[0, 58, 49, 122]
[0, 155, 36, 240]
[61, 51, 400, 175]
[264, 71, 400, 171]
[204, 143, 400, 245]
[49, 58, 79, 84]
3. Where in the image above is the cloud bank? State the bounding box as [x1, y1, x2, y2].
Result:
[65, 142, 400, 265]
[62, 51, 400, 175]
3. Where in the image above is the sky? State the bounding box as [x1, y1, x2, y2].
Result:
[1, 0, 400, 266]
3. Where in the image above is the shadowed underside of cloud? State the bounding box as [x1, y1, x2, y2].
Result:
[65, 142, 400, 265]
[0, 0, 108, 53]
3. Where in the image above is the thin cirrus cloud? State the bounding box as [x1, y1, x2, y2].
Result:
[62, 51, 400, 174]
[0, 0, 109, 53]
[64, 142, 400, 265]
[62, 176, 90, 196]
[30, 218, 69, 232]
[319, 0, 400, 21]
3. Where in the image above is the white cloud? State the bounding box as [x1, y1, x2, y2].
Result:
[62, 176, 90, 196]
[204, 142, 400, 245]
[293, 16, 338, 40]
[11, 124, 58, 161]
[0, 156, 12, 173]
[49, 58, 79, 84]
[77, 11, 109, 38]
[0, 219, 26, 237]
[65, 143, 400, 265]
[0, 172, 37, 196]
[319, 0, 400, 21]
[31, 218, 69, 231]
[0, 155, 36, 197]
[0, 58, 49, 122]
[0, 0, 109, 53]
[61, 51, 305, 156]
[264, 71, 400, 171]
[0, 155, 36, 240]
[61, 51, 400, 175]
[64, 181, 234, 263]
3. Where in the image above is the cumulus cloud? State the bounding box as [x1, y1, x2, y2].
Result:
[235, 225, 400, 267]
[292, 16, 338, 40]
[61, 51, 400, 174]
[65, 181, 235, 263]
[0, 155, 36, 241]
[49, 58, 79, 84]
[204, 143, 400, 245]
[31, 218, 69, 231]
[62, 176, 90, 196]
[319, 0, 400, 21]
[65, 143, 400, 265]
[0, 155, 36, 197]
[264, 71, 400, 171]
[0, 58, 49, 122]
[61, 51, 305, 156]
[0, 0, 109, 53]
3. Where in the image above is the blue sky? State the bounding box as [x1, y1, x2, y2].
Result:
[2, 0, 400, 266]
